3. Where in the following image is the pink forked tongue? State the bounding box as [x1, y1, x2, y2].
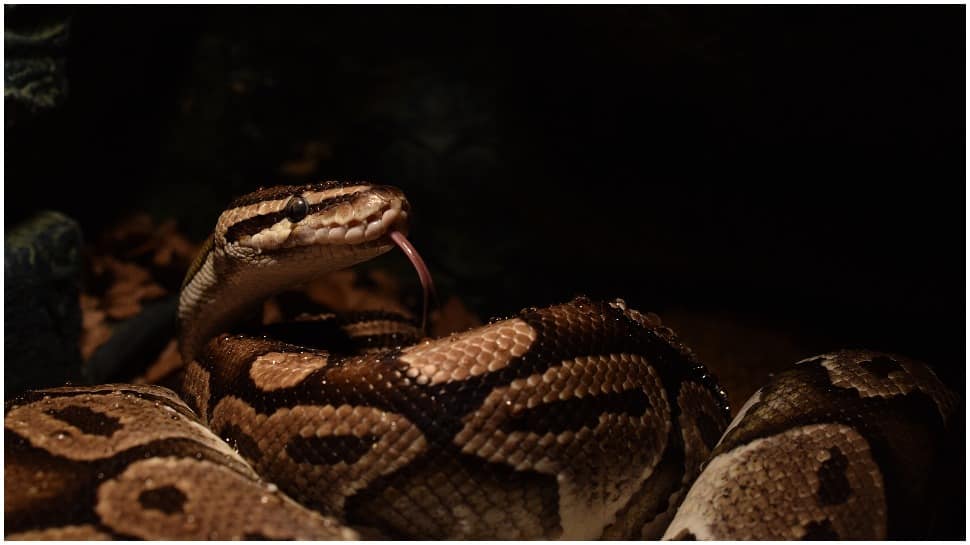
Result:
[389, 230, 436, 334]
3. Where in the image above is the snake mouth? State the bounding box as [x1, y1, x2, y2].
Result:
[287, 196, 410, 248]
[329, 197, 410, 246]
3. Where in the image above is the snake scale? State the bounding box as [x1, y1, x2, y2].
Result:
[5, 182, 958, 539]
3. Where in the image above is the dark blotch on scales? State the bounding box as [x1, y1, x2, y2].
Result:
[693, 412, 722, 449]
[48, 405, 122, 437]
[503, 388, 652, 434]
[138, 485, 188, 515]
[816, 447, 852, 506]
[219, 424, 263, 464]
[801, 519, 840, 540]
[285, 434, 379, 465]
[860, 356, 905, 379]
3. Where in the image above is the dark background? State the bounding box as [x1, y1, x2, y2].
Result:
[7, 6, 965, 379]
[4, 5, 965, 537]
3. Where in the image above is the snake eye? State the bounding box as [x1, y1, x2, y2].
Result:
[284, 196, 309, 222]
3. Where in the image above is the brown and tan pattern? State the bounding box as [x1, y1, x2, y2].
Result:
[340, 318, 421, 342]
[6, 183, 958, 540]
[180, 360, 211, 418]
[5, 385, 353, 540]
[817, 350, 957, 421]
[182, 296, 728, 539]
[664, 350, 957, 540]
[399, 318, 537, 385]
[453, 352, 671, 538]
[8, 524, 114, 540]
[208, 397, 428, 516]
[96, 457, 355, 540]
[346, 451, 562, 539]
[5, 386, 238, 464]
[665, 423, 887, 539]
[600, 371, 729, 539]
[248, 351, 331, 391]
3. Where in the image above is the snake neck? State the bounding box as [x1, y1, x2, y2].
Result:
[176, 241, 395, 365]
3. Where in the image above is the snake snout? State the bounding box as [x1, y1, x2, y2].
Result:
[364, 186, 411, 240]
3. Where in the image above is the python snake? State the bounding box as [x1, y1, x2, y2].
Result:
[5, 182, 958, 539]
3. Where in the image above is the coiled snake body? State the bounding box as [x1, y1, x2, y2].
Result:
[5, 182, 957, 539]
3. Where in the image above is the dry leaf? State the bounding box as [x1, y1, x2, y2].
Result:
[99, 257, 167, 320]
[79, 293, 112, 360]
[305, 270, 412, 316]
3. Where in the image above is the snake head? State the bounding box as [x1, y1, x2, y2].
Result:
[215, 181, 410, 262]
[177, 181, 416, 364]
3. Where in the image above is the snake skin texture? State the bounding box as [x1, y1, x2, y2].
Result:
[182, 297, 729, 539]
[663, 350, 957, 540]
[5, 298, 733, 539]
[4, 181, 959, 539]
[5, 384, 356, 540]
[4, 313, 958, 539]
